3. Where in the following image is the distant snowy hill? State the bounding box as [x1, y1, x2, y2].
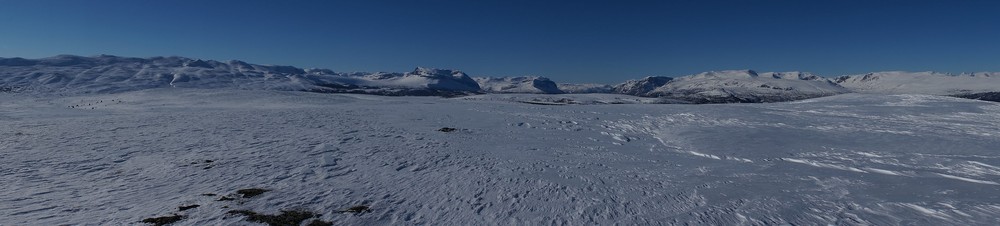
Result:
[834, 71, 1000, 101]
[613, 76, 673, 96]
[473, 76, 562, 94]
[556, 83, 614, 94]
[0, 55, 481, 96]
[617, 70, 849, 103]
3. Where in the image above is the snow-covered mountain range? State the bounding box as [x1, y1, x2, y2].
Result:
[834, 71, 999, 94]
[3, 55, 1000, 103]
[646, 70, 850, 103]
[0, 55, 482, 96]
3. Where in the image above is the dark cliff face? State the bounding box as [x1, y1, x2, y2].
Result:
[529, 78, 563, 94]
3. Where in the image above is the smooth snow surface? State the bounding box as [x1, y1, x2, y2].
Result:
[3, 90, 1000, 225]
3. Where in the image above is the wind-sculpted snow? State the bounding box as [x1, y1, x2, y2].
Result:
[2, 89, 999, 225]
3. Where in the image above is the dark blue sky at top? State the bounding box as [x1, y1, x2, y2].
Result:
[1, 0, 998, 83]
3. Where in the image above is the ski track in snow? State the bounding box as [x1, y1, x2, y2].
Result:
[2, 90, 1000, 225]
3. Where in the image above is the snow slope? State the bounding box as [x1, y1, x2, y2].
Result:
[648, 70, 850, 103]
[835, 71, 1000, 95]
[473, 76, 562, 94]
[2, 89, 1000, 225]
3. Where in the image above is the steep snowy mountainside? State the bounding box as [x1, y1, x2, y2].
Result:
[834, 71, 1000, 95]
[556, 83, 614, 94]
[612, 76, 673, 96]
[0, 55, 481, 95]
[647, 70, 849, 103]
[473, 76, 562, 94]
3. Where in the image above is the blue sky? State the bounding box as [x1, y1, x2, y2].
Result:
[2, 0, 999, 83]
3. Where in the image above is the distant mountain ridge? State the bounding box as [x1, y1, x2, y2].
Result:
[473, 76, 562, 94]
[834, 71, 999, 95]
[3, 55, 1000, 103]
[0, 55, 483, 96]
[645, 70, 850, 103]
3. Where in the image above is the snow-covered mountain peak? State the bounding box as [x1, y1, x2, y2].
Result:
[686, 70, 759, 80]
[959, 72, 997, 77]
[183, 59, 215, 68]
[641, 70, 848, 103]
[613, 76, 674, 96]
[761, 71, 823, 80]
[409, 67, 468, 79]
[473, 76, 563, 94]
[402, 67, 481, 91]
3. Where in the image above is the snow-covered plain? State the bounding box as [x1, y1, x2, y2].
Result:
[3, 89, 1000, 225]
